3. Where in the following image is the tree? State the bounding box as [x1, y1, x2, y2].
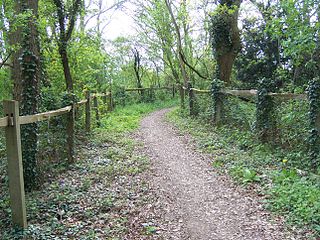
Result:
[52, 0, 82, 164]
[235, 2, 281, 89]
[132, 47, 144, 90]
[210, 0, 242, 84]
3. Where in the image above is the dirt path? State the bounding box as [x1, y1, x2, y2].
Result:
[138, 109, 296, 240]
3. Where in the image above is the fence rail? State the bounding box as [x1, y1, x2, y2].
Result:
[190, 87, 307, 100]
[0, 116, 8, 127]
[184, 85, 310, 126]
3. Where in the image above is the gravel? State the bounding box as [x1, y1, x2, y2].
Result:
[137, 109, 298, 240]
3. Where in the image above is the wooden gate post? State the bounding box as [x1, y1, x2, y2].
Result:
[85, 91, 91, 132]
[3, 100, 27, 228]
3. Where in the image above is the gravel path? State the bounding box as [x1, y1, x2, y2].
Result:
[138, 109, 297, 240]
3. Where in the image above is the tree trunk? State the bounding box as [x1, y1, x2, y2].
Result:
[59, 46, 74, 91]
[20, 0, 41, 191]
[9, 2, 23, 101]
[213, 0, 242, 84]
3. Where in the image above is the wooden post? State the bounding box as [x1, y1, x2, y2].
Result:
[188, 82, 195, 116]
[179, 85, 185, 109]
[108, 92, 113, 112]
[101, 91, 107, 114]
[172, 85, 175, 98]
[214, 95, 223, 125]
[103, 92, 107, 105]
[66, 103, 75, 164]
[93, 96, 101, 127]
[3, 100, 27, 229]
[85, 91, 91, 132]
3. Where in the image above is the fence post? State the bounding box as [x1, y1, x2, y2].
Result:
[188, 82, 196, 116]
[172, 85, 175, 98]
[66, 103, 75, 164]
[108, 91, 113, 112]
[85, 90, 91, 132]
[179, 84, 185, 109]
[3, 100, 27, 228]
[93, 95, 101, 127]
[214, 96, 223, 125]
[211, 80, 223, 125]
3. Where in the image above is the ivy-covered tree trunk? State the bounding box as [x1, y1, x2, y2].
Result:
[20, 0, 41, 191]
[211, 0, 242, 84]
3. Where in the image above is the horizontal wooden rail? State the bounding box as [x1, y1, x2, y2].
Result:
[191, 87, 307, 101]
[125, 87, 172, 92]
[125, 88, 148, 92]
[268, 93, 307, 100]
[0, 116, 8, 128]
[92, 92, 111, 98]
[223, 89, 258, 97]
[76, 99, 88, 106]
[191, 88, 210, 94]
[20, 106, 72, 125]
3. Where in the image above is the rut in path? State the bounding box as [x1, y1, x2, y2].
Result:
[138, 109, 296, 240]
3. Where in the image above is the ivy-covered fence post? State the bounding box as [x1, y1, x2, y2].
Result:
[308, 77, 320, 171]
[179, 84, 185, 109]
[256, 78, 276, 143]
[188, 82, 196, 116]
[108, 91, 113, 112]
[85, 90, 91, 132]
[211, 79, 224, 125]
[4, 100, 27, 228]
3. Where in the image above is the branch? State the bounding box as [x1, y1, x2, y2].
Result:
[66, 0, 82, 41]
[84, 0, 127, 28]
[180, 52, 209, 80]
[0, 52, 12, 69]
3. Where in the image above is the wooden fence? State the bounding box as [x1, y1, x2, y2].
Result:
[182, 85, 307, 124]
[0, 86, 176, 229]
[0, 91, 113, 228]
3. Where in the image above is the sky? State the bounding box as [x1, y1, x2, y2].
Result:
[95, 1, 260, 41]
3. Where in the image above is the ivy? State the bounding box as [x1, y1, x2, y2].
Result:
[20, 10, 41, 191]
[211, 78, 224, 124]
[256, 78, 276, 143]
[210, 4, 239, 55]
[307, 77, 320, 171]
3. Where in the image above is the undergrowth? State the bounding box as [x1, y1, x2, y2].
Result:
[167, 106, 320, 239]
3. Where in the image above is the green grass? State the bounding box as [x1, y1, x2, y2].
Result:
[167, 107, 320, 238]
[99, 99, 178, 134]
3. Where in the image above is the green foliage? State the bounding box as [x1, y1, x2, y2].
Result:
[307, 77, 320, 171]
[268, 170, 320, 236]
[230, 166, 260, 185]
[256, 78, 276, 142]
[210, 4, 239, 53]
